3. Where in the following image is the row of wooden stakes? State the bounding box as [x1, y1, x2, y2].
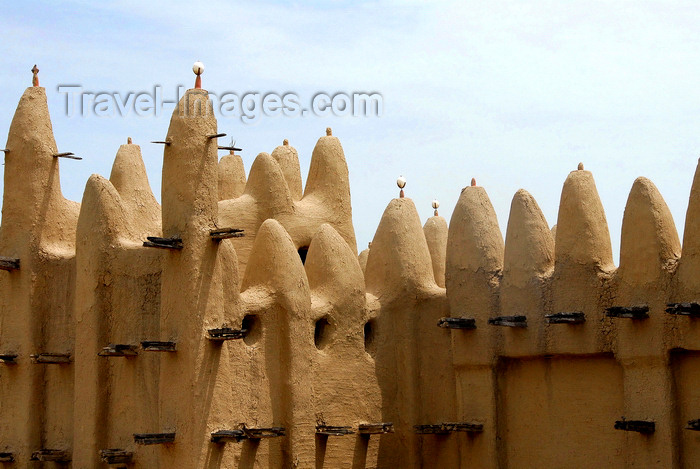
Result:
[437, 302, 700, 330]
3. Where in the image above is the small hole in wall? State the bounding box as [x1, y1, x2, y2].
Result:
[298, 246, 309, 264]
[314, 316, 334, 350]
[242, 314, 261, 346]
[364, 320, 376, 357]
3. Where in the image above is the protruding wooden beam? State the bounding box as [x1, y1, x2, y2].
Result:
[151, 139, 172, 146]
[98, 344, 138, 357]
[211, 430, 244, 443]
[207, 327, 247, 341]
[487, 315, 527, 328]
[30, 449, 70, 462]
[99, 449, 133, 464]
[450, 422, 484, 433]
[218, 145, 242, 152]
[666, 302, 700, 318]
[614, 419, 654, 434]
[414, 422, 483, 434]
[687, 419, 700, 431]
[53, 152, 82, 160]
[437, 317, 476, 330]
[0, 354, 18, 364]
[209, 228, 245, 240]
[358, 423, 394, 435]
[545, 311, 586, 324]
[141, 341, 176, 352]
[207, 133, 227, 139]
[414, 424, 451, 435]
[685, 419, 700, 432]
[143, 236, 183, 250]
[211, 426, 285, 443]
[244, 426, 285, 439]
[134, 433, 175, 445]
[316, 425, 354, 436]
[30, 353, 71, 364]
[0, 257, 20, 271]
[606, 305, 649, 320]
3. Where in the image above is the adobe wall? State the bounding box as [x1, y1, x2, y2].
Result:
[0, 79, 699, 468]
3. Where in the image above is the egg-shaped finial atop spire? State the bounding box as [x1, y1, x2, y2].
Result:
[578, 162, 584, 171]
[471, 177, 476, 187]
[432, 199, 439, 216]
[31, 64, 39, 87]
[283, 139, 289, 146]
[397, 175, 406, 198]
[193, 60, 204, 89]
[326, 127, 332, 136]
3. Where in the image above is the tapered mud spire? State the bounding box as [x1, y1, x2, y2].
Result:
[244, 152, 294, 219]
[446, 185, 504, 312]
[109, 143, 160, 238]
[73, 174, 134, 466]
[365, 198, 436, 301]
[271, 139, 303, 201]
[218, 152, 246, 200]
[503, 189, 554, 286]
[242, 219, 310, 302]
[305, 224, 364, 314]
[78, 175, 131, 241]
[423, 214, 448, 288]
[161, 88, 218, 234]
[554, 168, 613, 270]
[304, 133, 352, 216]
[2, 85, 78, 250]
[619, 177, 680, 285]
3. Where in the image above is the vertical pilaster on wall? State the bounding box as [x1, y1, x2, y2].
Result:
[158, 88, 240, 467]
[365, 196, 456, 468]
[445, 183, 504, 468]
[0, 86, 78, 465]
[616, 177, 681, 468]
[549, 167, 615, 355]
[73, 141, 162, 468]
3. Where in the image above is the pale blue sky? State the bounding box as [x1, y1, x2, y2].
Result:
[2, 0, 700, 261]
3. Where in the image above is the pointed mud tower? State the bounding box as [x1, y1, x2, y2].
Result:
[615, 177, 680, 468]
[240, 219, 311, 467]
[0, 85, 79, 465]
[73, 142, 163, 468]
[550, 166, 614, 354]
[157, 87, 241, 467]
[217, 150, 246, 201]
[304, 224, 382, 468]
[271, 139, 303, 201]
[366, 197, 457, 468]
[423, 213, 448, 288]
[501, 189, 553, 355]
[445, 182, 503, 468]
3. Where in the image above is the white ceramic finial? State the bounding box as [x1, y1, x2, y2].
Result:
[193, 61, 204, 89]
[397, 175, 406, 198]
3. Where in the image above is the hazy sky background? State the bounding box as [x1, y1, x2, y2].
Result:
[2, 0, 700, 262]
